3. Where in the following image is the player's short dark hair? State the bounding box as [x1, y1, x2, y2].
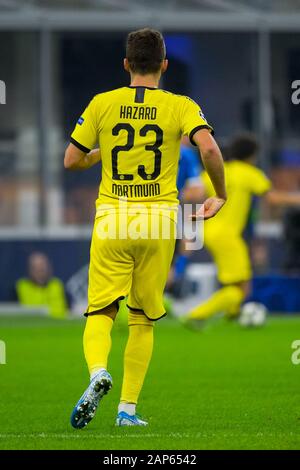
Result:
[229, 133, 259, 161]
[126, 28, 166, 75]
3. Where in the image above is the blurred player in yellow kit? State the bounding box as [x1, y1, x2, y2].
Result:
[184, 134, 300, 325]
[64, 28, 226, 427]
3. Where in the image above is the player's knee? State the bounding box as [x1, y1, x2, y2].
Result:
[128, 308, 154, 327]
[236, 281, 251, 298]
[224, 285, 245, 304]
[87, 302, 118, 321]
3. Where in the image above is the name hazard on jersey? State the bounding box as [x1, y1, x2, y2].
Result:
[120, 105, 157, 120]
[112, 183, 160, 198]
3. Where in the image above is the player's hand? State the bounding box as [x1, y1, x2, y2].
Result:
[189, 196, 226, 221]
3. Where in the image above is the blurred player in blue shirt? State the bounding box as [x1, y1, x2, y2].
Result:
[177, 138, 202, 198]
[169, 137, 203, 292]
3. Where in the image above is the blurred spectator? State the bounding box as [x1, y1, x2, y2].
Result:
[251, 239, 269, 275]
[16, 252, 68, 319]
[283, 208, 300, 272]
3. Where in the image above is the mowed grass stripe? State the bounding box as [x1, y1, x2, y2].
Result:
[0, 315, 299, 449]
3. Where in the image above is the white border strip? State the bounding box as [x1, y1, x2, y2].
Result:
[0, 222, 283, 240]
[0, 303, 48, 315]
[0, 11, 300, 32]
[0, 225, 93, 240]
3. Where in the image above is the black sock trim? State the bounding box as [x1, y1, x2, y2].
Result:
[127, 304, 167, 322]
[84, 296, 125, 317]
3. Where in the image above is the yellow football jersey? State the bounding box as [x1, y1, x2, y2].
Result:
[202, 160, 271, 235]
[71, 86, 213, 210]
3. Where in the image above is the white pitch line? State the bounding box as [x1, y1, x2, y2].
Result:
[0, 433, 191, 439]
[0, 432, 296, 440]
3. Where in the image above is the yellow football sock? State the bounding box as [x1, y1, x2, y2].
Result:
[188, 285, 245, 320]
[83, 314, 113, 376]
[120, 311, 154, 404]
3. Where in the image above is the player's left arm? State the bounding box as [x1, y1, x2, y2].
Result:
[180, 96, 226, 219]
[192, 130, 227, 219]
[64, 145, 101, 170]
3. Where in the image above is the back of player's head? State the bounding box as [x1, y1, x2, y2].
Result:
[229, 133, 259, 161]
[126, 28, 166, 75]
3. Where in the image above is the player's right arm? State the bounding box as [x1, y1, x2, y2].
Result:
[65, 96, 100, 170]
[64, 145, 101, 170]
[179, 96, 226, 219]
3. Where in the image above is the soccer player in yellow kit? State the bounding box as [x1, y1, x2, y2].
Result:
[64, 28, 226, 427]
[184, 134, 300, 325]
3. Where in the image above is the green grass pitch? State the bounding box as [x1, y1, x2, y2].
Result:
[0, 314, 299, 450]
